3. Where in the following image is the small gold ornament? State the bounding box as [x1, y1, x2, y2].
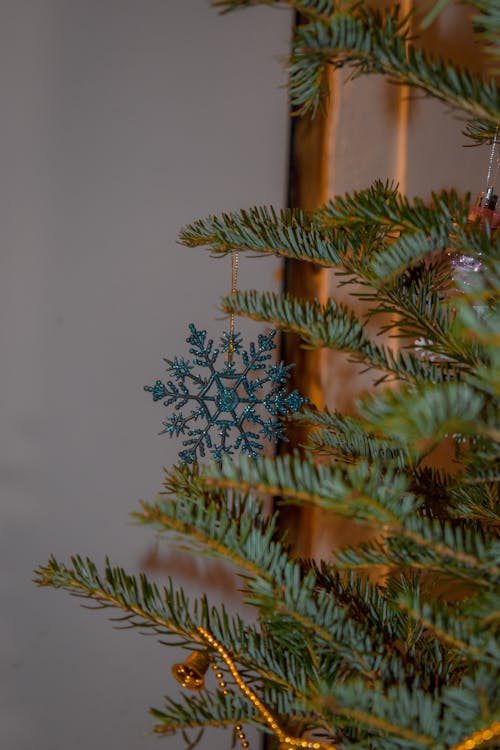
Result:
[171, 650, 210, 691]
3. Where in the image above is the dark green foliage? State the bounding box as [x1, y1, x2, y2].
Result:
[36, 3, 499, 749]
[216, 0, 500, 141]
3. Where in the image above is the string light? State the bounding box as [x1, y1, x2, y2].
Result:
[449, 721, 500, 750]
[197, 626, 336, 750]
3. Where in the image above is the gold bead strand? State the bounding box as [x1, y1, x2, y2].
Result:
[211, 660, 229, 697]
[235, 723, 250, 750]
[227, 250, 239, 364]
[449, 721, 500, 750]
[211, 660, 250, 749]
[197, 626, 336, 750]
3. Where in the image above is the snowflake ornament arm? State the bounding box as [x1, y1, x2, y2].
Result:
[144, 324, 307, 464]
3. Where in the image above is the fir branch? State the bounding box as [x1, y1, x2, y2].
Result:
[213, 0, 279, 11]
[367, 228, 449, 283]
[179, 185, 470, 269]
[289, 6, 500, 121]
[463, 118, 500, 144]
[335, 520, 500, 587]
[213, 0, 337, 20]
[398, 595, 485, 659]
[136, 464, 295, 594]
[306, 567, 409, 644]
[34, 555, 319, 700]
[151, 691, 253, 735]
[468, 1, 500, 69]
[135, 491, 281, 584]
[322, 665, 500, 749]
[137, 467, 405, 683]
[151, 652, 333, 741]
[180, 186, 482, 371]
[179, 204, 345, 268]
[196, 625, 338, 750]
[136, 465, 471, 690]
[419, 0, 453, 30]
[222, 290, 454, 384]
[34, 555, 212, 643]
[318, 184, 468, 235]
[317, 681, 458, 749]
[319, 698, 435, 749]
[395, 516, 500, 582]
[306, 425, 408, 466]
[223, 289, 381, 358]
[417, 0, 500, 73]
[409, 465, 460, 517]
[202, 453, 414, 523]
[450, 482, 500, 525]
[372, 285, 471, 367]
[396, 517, 500, 580]
[301, 407, 409, 467]
[193, 452, 499, 585]
[357, 381, 487, 454]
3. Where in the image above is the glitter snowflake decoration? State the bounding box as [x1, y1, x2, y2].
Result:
[144, 323, 307, 463]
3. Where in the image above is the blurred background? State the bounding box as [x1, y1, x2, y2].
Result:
[0, 2, 290, 748]
[0, 1, 490, 749]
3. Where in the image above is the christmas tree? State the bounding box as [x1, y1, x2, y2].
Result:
[35, 3, 500, 750]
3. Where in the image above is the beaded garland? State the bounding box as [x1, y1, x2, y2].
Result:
[450, 722, 500, 750]
[197, 626, 335, 750]
[181, 627, 500, 750]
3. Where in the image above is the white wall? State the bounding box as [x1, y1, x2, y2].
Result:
[0, 2, 290, 748]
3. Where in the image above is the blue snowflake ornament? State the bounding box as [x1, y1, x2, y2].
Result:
[144, 324, 307, 464]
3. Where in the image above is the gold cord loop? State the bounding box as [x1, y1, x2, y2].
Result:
[227, 250, 239, 364]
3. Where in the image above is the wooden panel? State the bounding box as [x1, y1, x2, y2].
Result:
[278, 65, 334, 557]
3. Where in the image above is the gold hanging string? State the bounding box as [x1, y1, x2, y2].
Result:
[485, 127, 499, 190]
[196, 626, 336, 750]
[227, 250, 239, 364]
